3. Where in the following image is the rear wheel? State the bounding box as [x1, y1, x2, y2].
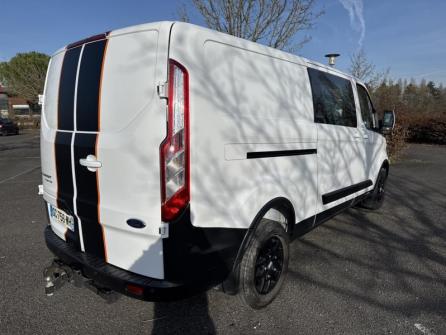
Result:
[360, 167, 387, 210]
[238, 219, 289, 309]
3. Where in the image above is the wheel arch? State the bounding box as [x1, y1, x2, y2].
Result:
[222, 196, 295, 294]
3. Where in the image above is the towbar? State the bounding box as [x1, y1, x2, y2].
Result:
[43, 259, 76, 296]
[43, 259, 119, 303]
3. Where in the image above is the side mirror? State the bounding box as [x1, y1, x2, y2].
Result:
[380, 110, 395, 134]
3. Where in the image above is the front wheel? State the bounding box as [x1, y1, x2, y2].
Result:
[360, 167, 388, 210]
[238, 219, 289, 309]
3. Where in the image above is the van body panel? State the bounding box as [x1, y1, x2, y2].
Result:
[316, 122, 368, 210]
[169, 22, 318, 227]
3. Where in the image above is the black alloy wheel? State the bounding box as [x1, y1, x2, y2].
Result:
[376, 170, 386, 202]
[238, 218, 289, 309]
[254, 236, 284, 295]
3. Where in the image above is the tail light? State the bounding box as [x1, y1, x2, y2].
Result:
[160, 60, 190, 221]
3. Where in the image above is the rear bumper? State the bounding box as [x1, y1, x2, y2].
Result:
[45, 226, 207, 301]
[45, 204, 248, 301]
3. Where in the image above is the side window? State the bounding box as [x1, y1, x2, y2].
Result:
[356, 84, 375, 129]
[307, 68, 357, 128]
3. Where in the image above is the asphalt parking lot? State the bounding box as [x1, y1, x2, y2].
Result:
[0, 131, 445, 335]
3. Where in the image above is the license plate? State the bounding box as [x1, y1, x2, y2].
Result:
[48, 204, 74, 232]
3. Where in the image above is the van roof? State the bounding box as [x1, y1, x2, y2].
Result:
[53, 21, 362, 86]
[52, 21, 174, 56]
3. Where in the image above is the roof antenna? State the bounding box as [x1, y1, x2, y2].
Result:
[325, 53, 340, 67]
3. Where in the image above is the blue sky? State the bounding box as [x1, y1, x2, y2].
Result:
[1, 0, 445, 85]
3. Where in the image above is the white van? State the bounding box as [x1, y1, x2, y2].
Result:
[41, 21, 394, 309]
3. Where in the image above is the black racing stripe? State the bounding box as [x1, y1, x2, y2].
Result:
[322, 179, 373, 205]
[58, 47, 81, 131]
[76, 39, 107, 132]
[246, 149, 317, 159]
[54, 131, 81, 249]
[55, 132, 73, 210]
[67, 32, 109, 50]
[74, 133, 105, 259]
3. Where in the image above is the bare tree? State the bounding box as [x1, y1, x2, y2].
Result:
[177, 3, 190, 22]
[180, 0, 323, 52]
[349, 49, 390, 89]
[349, 49, 375, 81]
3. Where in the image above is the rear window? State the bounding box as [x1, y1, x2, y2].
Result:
[308, 68, 357, 128]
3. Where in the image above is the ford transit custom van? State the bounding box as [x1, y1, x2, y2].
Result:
[41, 21, 392, 309]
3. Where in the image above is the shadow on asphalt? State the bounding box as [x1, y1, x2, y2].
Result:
[151, 294, 215, 335]
[145, 145, 446, 333]
[286, 151, 446, 319]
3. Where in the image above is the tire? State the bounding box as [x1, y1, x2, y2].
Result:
[238, 218, 289, 309]
[360, 167, 388, 210]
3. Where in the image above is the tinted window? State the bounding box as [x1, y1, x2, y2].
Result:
[308, 68, 357, 127]
[357, 84, 375, 129]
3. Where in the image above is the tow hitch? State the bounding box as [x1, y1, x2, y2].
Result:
[43, 259, 119, 303]
[43, 260, 75, 296]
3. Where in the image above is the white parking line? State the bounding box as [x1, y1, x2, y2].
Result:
[0, 166, 40, 184]
[415, 323, 435, 335]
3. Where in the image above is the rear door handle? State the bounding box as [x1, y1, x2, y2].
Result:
[79, 155, 102, 172]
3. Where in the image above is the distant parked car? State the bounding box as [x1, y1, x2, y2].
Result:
[0, 118, 19, 136]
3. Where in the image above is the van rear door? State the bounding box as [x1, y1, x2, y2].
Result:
[41, 22, 172, 279]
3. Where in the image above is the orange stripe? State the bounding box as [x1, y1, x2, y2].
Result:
[96, 38, 108, 261]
